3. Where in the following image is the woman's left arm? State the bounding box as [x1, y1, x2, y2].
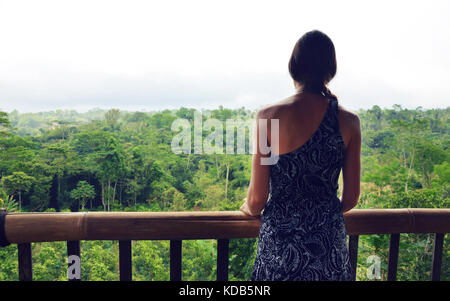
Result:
[240, 110, 271, 216]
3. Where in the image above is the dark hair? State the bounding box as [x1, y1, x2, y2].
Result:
[288, 30, 337, 100]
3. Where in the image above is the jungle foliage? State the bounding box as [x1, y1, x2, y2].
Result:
[0, 104, 448, 281]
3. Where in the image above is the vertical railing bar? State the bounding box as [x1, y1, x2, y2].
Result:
[67, 241, 81, 281]
[18, 243, 32, 281]
[387, 233, 400, 281]
[431, 233, 444, 281]
[216, 239, 229, 281]
[348, 235, 359, 281]
[0, 209, 10, 248]
[170, 240, 182, 281]
[119, 240, 132, 281]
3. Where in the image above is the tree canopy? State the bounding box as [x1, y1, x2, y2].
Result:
[0, 104, 448, 281]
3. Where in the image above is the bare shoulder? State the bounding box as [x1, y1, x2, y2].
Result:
[256, 96, 296, 120]
[338, 104, 361, 135]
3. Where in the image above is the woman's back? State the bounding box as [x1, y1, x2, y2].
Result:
[251, 94, 353, 281]
[257, 91, 361, 213]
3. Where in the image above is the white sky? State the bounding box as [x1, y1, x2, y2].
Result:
[0, 0, 449, 113]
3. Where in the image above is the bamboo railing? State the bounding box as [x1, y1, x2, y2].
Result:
[0, 208, 449, 281]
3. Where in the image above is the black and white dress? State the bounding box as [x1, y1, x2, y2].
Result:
[251, 98, 353, 281]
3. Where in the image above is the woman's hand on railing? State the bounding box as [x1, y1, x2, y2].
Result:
[240, 198, 261, 217]
[240, 198, 251, 216]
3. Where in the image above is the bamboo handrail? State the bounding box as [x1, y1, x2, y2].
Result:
[2, 208, 450, 244]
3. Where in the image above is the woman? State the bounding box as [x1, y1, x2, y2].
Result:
[240, 30, 361, 281]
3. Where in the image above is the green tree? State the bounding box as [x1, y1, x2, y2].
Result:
[133, 241, 169, 280]
[1, 171, 35, 211]
[72, 131, 125, 211]
[105, 109, 121, 130]
[163, 187, 186, 211]
[0, 111, 11, 137]
[70, 181, 96, 210]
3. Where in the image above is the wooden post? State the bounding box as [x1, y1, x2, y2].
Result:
[387, 233, 400, 281]
[0, 209, 10, 247]
[67, 241, 81, 281]
[18, 243, 32, 281]
[431, 233, 444, 281]
[170, 240, 182, 281]
[348, 235, 359, 281]
[119, 240, 132, 281]
[216, 239, 229, 281]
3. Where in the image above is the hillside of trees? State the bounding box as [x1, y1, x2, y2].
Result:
[0, 104, 448, 281]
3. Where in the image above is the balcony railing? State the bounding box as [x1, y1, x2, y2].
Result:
[0, 208, 449, 281]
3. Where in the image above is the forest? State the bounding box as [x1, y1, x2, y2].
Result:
[0, 104, 448, 281]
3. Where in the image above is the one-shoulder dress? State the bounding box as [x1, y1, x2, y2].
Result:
[251, 97, 353, 281]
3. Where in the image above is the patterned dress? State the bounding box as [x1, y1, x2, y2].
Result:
[251, 97, 353, 281]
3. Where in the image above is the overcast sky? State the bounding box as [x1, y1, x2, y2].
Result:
[0, 0, 449, 113]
